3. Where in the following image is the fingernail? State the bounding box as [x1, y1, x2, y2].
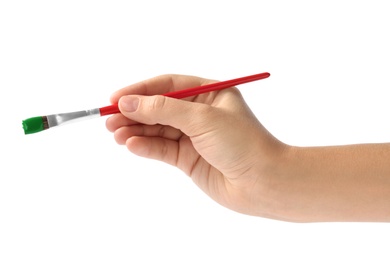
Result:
[120, 96, 139, 112]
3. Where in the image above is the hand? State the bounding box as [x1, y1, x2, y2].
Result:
[106, 74, 390, 222]
[106, 74, 287, 217]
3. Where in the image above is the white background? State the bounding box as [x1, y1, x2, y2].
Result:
[1, 1, 389, 259]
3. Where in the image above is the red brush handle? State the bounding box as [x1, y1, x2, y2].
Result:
[99, 72, 270, 116]
[99, 104, 120, 116]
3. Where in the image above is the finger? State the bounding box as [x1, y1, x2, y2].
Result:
[106, 113, 138, 132]
[105, 113, 138, 132]
[126, 136, 179, 166]
[106, 86, 235, 133]
[110, 74, 213, 104]
[127, 135, 230, 202]
[118, 94, 219, 138]
[125, 135, 203, 174]
[114, 124, 183, 145]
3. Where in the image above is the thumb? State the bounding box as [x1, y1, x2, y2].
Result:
[118, 95, 216, 137]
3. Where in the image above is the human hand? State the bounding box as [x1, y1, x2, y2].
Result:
[106, 74, 287, 217]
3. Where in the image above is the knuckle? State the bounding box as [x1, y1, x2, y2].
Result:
[160, 141, 170, 161]
[158, 125, 166, 137]
[148, 95, 167, 111]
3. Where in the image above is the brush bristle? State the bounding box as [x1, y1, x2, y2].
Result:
[22, 116, 48, 135]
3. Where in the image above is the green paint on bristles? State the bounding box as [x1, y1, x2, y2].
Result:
[22, 116, 45, 135]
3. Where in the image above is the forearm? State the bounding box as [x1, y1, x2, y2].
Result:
[271, 143, 390, 222]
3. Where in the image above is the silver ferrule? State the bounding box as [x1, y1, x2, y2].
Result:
[47, 108, 100, 128]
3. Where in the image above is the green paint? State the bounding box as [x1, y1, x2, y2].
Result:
[22, 116, 44, 135]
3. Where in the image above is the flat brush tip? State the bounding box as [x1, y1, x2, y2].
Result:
[22, 116, 48, 135]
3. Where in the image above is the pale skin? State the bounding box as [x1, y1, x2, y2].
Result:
[106, 74, 390, 222]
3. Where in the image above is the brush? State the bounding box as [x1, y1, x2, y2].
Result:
[22, 72, 270, 135]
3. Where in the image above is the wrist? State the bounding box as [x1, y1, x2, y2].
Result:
[250, 144, 315, 222]
[243, 138, 297, 221]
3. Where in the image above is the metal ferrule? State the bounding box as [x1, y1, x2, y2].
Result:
[47, 108, 100, 128]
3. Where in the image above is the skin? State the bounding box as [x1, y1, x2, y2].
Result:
[106, 74, 390, 222]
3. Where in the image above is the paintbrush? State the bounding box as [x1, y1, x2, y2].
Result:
[22, 72, 270, 134]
